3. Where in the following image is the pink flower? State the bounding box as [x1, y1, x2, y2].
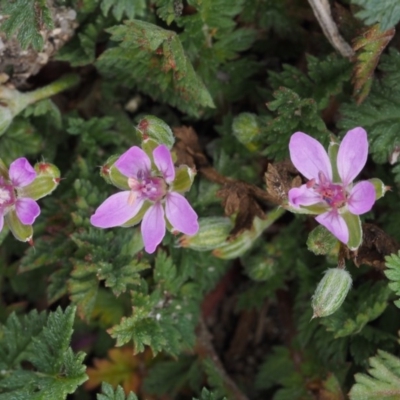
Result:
[288, 127, 376, 245]
[90, 144, 199, 253]
[0, 158, 40, 232]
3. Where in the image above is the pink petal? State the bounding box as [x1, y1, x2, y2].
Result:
[288, 185, 322, 208]
[315, 210, 349, 244]
[289, 132, 332, 182]
[141, 202, 165, 254]
[114, 147, 151, 179]
[90, 191, 144, 228]
[165, 192, 199, 235]
[337, 127, 368, 186]
[9, 158, 36, 187]
[347, 181, 376, 215]
[15, 198, 40, 225]
[153, 145, 175, 183]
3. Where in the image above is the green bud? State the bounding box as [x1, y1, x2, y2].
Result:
[5, 209, 33, 243]
[100, 155, 129, 190]
[171, 165, 196, 193]
[241, 243, 278, 281]
[232, 112, 260, 151]
[17, 162, 61, 200]
[307, 225, 338, 255]
[368, 178, 388, 200]
[312, 268, 352, 318]
[179, 217, 233, 251]
[137, 115, 174, 149]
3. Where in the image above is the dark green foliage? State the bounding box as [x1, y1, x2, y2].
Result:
[351, 0, 400, 31]
[0, 306, 87, 399]
[384, 251, 400, 307]
[97, 20, 215, 117]
[100, 0, 146, 20]
[268, 54, 352, 110]
[262, 87, 330, 160]
[97, 382, 138, 400]
[0, 0, 53, 50]
[340, 49, 400, 174]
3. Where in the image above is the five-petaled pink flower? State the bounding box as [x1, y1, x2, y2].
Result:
[288, 127, 376, 245]
[0, 157, 40, 231]
[90, 144, 199, 253]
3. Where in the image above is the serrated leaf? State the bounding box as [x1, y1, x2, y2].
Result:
[351, 0, 400, 31]
[384, 251, 400, 308]
[96, 20, 215, 117]
[349, 350, 400, 399]
[100, 0, 146, 20]
[0, 306, 87, 399]
[86, 346, 151, 393]
[1, 0, 53, 50]
[352, 25, 395, 104]
[97, 382, 138, 400]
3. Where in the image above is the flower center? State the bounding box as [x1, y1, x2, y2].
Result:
[128, 176, 167, 203]
[309, 171, 347, 209]
[0, 183, 15, 208]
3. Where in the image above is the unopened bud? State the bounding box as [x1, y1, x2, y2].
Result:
[137, 115, 174, 149]
[307, 225, 338, 255]
[179, 217, 233, 251]
[312, 268, 352, 318]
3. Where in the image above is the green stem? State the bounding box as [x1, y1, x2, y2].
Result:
[17, 73, 80, 112]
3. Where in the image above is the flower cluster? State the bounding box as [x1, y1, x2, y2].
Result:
[288, 127, 382, 249]
[0, 158, 60, 242]
[90, 142, 199, 253]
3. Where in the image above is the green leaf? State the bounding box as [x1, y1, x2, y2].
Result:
[0, 306, 87, 399]
[319, 282, 392, 338]
[100, 0, 146, 20]
[268, 54, 351, 110]
[263, 87, 330, 160]
[351, 0, 400, 31]
[1, 0, 53, 50]
[384, 251, 400, 308]
[97, 382, 138, 400]
[96, 20, 215, 117]
[349, 350, 400, 399]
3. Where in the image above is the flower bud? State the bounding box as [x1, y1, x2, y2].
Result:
[17, 162, 61, 200]
[178, 217, 233, 251]
[137, 115, 175, 149]
[307, 225, 338, 255]
[312, 268, 352, 318]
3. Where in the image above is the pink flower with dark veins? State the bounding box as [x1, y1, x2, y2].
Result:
[90, 144, 199, 253]
[288, 127, 376, 246]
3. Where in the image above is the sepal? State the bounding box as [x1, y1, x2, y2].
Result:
[312, 268, 352, 318]
[100, 156, 130, 190]
[178, 216, 232, 251]
[121, 202, 151, 227]
[137, 115, 175, 149]
[171, 165, 196, 193]
[17, 162, 61, 200]
[342, 211, 362, 250]
[5, 209, 33, 242]
[368, 178, 387, 200]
